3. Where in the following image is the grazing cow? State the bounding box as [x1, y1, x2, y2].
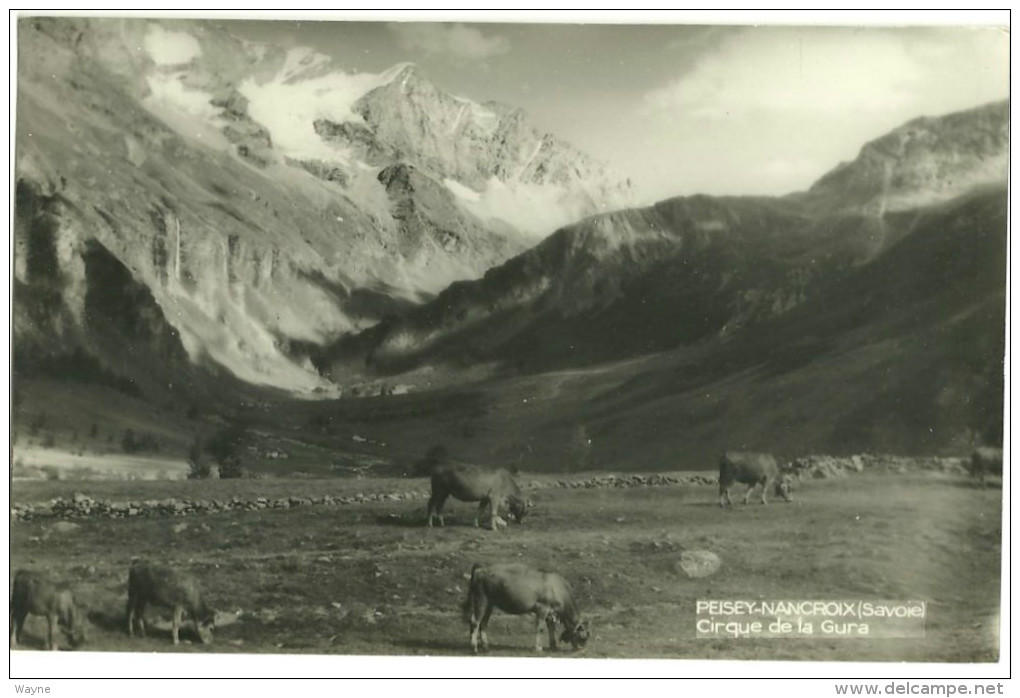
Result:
[9, 570, 87, 651]
[719, 451, 792, 507]
[970, 447, 1004, 488]
[126, 561, 215, 646]
[427, 464, 531, 530]
[465, 562, 590, 654]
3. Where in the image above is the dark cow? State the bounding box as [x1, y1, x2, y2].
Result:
[969, 447, 1003, 488]
[465, 562, 589, 654]
[719, 451, 792, 507]
[427, 464, 531, 530]
[9, 570, 87, 651]
[126, 561, 215, 645]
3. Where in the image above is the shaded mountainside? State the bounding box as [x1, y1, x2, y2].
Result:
[288, 186, 1003, 472]
[319, 100, 1008, 381]
[13, 17, 630, 393]
[11, 16, 1007, 469]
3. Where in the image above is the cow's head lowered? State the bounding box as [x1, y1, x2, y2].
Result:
[560, 619, 590, 650]
[507, 495, 532, 524]
[774, 474, 793, 502]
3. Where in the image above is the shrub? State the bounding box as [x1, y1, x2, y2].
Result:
[206, 422, 249, 478]
[218, 456, 245, 479]
[186, 437, 211, 480]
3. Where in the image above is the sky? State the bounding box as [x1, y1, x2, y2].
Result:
[87, 11, 1018, 204]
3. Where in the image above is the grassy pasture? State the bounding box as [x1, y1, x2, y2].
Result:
[9, 471, 1001, 662]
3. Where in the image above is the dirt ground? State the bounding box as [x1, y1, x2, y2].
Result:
[9, 471, 1002, 662]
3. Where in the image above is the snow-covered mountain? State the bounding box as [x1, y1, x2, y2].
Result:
[13, 17, 633, 392]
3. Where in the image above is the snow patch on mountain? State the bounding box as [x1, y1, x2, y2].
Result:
[143, 25, 202, 66]
[144, 73, 221, 122]
[141, 74, 232, 152]
[239, 58, 419, 162]
[458, 178, 620, 239]
[443, 178, 481, 202]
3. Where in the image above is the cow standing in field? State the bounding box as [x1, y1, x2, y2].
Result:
[427, 464, 531, 530]
[9, 570, 88, 651]
[126, 561, 215, 646]
[464, 562, 590, 654]
[719, 451, 792, 507]
[969, 447, 1004, 488]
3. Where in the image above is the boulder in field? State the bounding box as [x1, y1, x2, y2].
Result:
[674, 550, 721, 578]
[49, 521, 81, 534]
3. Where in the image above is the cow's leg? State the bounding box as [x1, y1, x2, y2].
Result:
[9, 605, 17, 647]
[488, 494, 505, 530]
[126, 597, 135, 637]
[427, 492, 448, 527]
[435, 493, 448, 527]
[171, 606, 183, 646]
[761, 479, 769, 505]
[47, 612, 58, 651]
[426, 492, 438, 527]
[475, 498, 489, 528]
[10, 607, 27, 647]
[743, 483, 755, 505]
[135, 600, 148, 638]
[534, 611, 546, 652]
[469, 608, 481, 654]
[193, 610, 209, 644]
[546, 612, 559, 651]
[477, 603, 494, 652]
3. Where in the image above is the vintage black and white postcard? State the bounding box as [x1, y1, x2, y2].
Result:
[8, 9, 1010, 685]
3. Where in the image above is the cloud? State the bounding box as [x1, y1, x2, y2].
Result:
[388, 22, 510, 60]
[645, 27, 1008, 120]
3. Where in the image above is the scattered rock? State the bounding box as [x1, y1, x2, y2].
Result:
[675, 550, 721, 578]
[9, 455, 945, 524]
[49, 521, 80, 534]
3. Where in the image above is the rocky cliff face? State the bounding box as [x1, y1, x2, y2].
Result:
[13, 17, 632, 392]
[339, 64, 633, 234]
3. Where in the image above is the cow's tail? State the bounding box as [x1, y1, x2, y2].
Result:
[461, 563, 483, 622]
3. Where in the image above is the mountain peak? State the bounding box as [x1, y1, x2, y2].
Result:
[807, 100, 1008, 213]
[377, 61, 419, 86]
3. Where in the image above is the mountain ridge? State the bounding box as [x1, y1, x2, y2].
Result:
[14, 17, 633, 391]
[315, 101, 1007, 411]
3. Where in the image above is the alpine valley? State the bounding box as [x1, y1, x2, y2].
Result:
[12, 17, 1007, 475]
